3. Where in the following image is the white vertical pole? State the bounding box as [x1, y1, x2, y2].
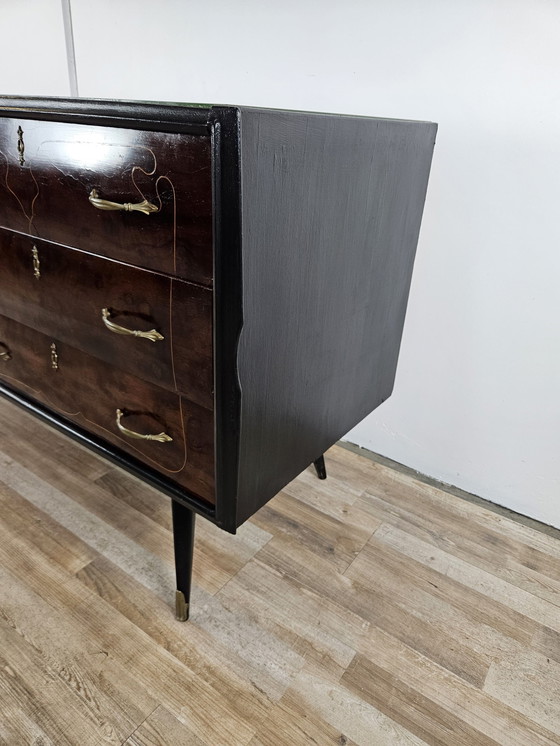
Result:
[61, 0, 79, 96]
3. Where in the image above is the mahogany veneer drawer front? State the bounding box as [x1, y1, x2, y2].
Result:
[0, 228, 213, 408]
[0, 314, 214, 503]
[0, 116, 212, 285]
[0, 97, 436, 620]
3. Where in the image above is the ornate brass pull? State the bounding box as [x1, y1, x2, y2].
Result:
[50, 343, 59, 370]
[0, 343, 11, 362]
[116, 409, 172, 442]
[17, 126, 25, 166]
[89, 188, 158, 215]
[32, 245, 40, 279]
[101, 308, 164, 342]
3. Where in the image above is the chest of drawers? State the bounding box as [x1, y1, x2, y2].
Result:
[0, 97, 436, 620]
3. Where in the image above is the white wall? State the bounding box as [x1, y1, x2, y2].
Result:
[4, 1, 560, 526]
[0, 1, 70, 96]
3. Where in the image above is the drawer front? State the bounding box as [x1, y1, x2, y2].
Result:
[0, 229, 213, 410]
[0, 315, 214, 504]
[0, 117, 212, 285]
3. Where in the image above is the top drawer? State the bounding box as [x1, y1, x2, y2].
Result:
[0, 118, 213, 285]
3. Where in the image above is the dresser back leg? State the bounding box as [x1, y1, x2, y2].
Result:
[313, 455, 327, 480]
[171, 500, 195, 621]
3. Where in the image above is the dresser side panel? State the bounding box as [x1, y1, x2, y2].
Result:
[236, 108, 436, 525]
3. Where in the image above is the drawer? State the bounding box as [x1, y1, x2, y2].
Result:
[0, 117, 212, 285]
[0, 315, 214, 504]
[0, 229, 213, 410]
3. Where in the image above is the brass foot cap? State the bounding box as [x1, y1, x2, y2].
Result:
[175, 590, 189, 622]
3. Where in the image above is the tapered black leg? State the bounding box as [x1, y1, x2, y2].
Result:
[313, 455, 327, 479]
[171, 500, 195, 621]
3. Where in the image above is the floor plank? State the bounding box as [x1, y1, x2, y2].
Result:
[123, 706, 206, 746]
[0, 398, 559, 745]
[358, 485, 560, 601]
[342, 634, 559, 746]
[374, 523, 560, 632]
[484, 649, 560, 738]
[283, 666, 429, 746]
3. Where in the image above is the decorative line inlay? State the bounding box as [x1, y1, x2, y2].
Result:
[0, 132, 187, 475]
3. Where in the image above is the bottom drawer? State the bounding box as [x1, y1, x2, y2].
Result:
[0, 315, 214, 504]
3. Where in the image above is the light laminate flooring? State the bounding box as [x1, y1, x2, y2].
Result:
[0, 397, 559, 745]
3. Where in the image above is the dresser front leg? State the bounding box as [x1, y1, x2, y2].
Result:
[171, 500, 195, 622]
[313, 455, 327, 480]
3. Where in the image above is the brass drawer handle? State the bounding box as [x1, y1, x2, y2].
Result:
[32, 245, 41, 279]
[17, 125, 25, 166]
[116, 409, 172, 443]
[50, 342, 59, 370]
[102, 308, 164, 342]
[0, 343, 11, 362]
[89, 188, 159, 215]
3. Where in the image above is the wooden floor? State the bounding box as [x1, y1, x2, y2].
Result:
[1, 399, 560, 746]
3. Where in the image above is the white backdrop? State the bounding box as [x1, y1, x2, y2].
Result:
[1, 1, 559, 527]
[1, 1, 69, 96]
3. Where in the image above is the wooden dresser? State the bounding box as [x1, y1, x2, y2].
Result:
[0, 97, 436, 620]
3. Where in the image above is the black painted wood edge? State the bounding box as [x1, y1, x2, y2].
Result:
[0, 382, 217, 524]
[209, 108, 243, 533]
[236, 104, 437, 126]
[0, 96, 217, 135]
[0, 97, 437, 135]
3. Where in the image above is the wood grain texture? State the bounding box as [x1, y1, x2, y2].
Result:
[1, 396, 559, 745]
[0, 227, 213, 408]
[0, 116, 213, 285]
[0, 314, 214, 503]
[235, 108, 437, 524]
[123, 706, 206, 745]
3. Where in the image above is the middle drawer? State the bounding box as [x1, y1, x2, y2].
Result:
[0, 228, 213, 410]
